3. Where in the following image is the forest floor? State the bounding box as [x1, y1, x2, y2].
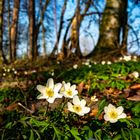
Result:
[0, 57, 140, 139]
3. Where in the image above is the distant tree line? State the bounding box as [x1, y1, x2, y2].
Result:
[0, 0, 140, 64]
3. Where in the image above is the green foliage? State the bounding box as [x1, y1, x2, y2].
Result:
[0, 60, 140, 139]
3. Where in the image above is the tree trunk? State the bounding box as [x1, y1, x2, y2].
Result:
[42, 23, 47, 58]
[51, 0, 67, 58]
[10, 0, 20, 62]
[0, 0, 7, 64]
[28, 0, 35, 60]
[90, 0, 128, 59]
[70, 0, 92, 58]
[71, 0, 81, 57]
[8, 0, 12, 61]
[120, 0, 128, 54]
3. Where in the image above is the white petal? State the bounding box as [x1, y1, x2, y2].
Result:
[109, 119, 118, 123]
[37, 85, 46, 94]
[108, 104, 115, 109]
[118, 113, 127, 119]
[47, 97, 56, 103]
[72, 90, 78, 96]
[37, 94, 48, 99]
[104, 106, 109, 113]
[80, 99, 86, 107]
[82, 107, 90, 114]
[73, 96, 80, 105]
[71, 85, 76, 90]
[54, 83, 62, 93]
[117, 106, 124, 115]
[104, 114, 110, 121]
[67, 102, 74, 112]
[46, 78, 54, 89]
[56, 92, 63, 98]
[64, 83, 70, 90]
[77, 112, 84, 116]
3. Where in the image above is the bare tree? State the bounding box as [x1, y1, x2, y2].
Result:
[0, 0, 7, 64]
[89, 0, 128, 59]
[50, 0, 67, 58]
[10, 0, 20, 62]
[28, 0, 35, 60]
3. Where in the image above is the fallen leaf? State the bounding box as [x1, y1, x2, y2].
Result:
[6, 103, 18, 111]
[130, 84, 140, 89]
[90, 108, 98, 117]
[77, 81, 84, 93]
[127, 95, 140, 101]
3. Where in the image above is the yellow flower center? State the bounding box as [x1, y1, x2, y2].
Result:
[73, 105, 82, 113]
[66, 89, 72, 96]
[60, 86, 65, 92]
[109, 110, 118, 119]
[46, 88, 54, 97]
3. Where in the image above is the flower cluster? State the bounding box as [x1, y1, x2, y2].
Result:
[104, 104, 126, 123]
[2, 67, 18, 77]
[37, 78, 90, 116]
[37, 78, 127, 122]
[82, 59, 92, 67]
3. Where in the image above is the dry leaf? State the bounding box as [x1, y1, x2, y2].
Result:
[127, 95, 140, 101]
[90, 108, 98, 117]
[6, 103, 18, 111]
[130, 84, 140, 89]
[77, 81, 84, 93]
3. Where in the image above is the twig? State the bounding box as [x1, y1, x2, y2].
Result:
[18, 102, 34, 114]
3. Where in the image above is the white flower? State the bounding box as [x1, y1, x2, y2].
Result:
[85, 62, 90, 66]
[88, 64, 92, 68]
[73, 64, 78, 69]
[3, 73, 6, 76]
[24, 71, 28, 75]
[131, 71, 139, 78]
[37, 78, 62, 103]
[123, 55, 131, 61]
[104, 104, 126, 123]
[119, 57, 123, 61]
[93, 62, 97, 64]
[107, 61, 112, 65]
[7, 69, 10, 72]
[101, 61, 106, 65]
[61, 82, 78, 98]
[133, 56, 137, 61]
[51, 72, 54, 76]
[67, 96, 90, 116]
[14, 71, 17, 74]
[91, 95, 98, 102]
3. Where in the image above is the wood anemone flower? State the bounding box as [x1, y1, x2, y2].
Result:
[37, 78, 62, 103]
[104, 104, 126, 123]
[61, 82, 78, 98]
[67, 96, 90, 116]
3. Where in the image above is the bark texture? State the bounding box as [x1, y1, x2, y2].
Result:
[91, 0, 128, 59]
[10, 0, 20, 62]
[28, 0, 35, 60]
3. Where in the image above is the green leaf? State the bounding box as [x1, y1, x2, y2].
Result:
[29, 130, 34, 140]
[119, 118, 131, 127]
[131, 103, 140, 116]
[113, 134, 122, 140]
[121, 128, 128, 140]
[131, 118, 140, 128]
[132, 128, 140, 136]
[53, 126, 65, 140]
[94, 129, 102, 140]
[5, 122, 13, 128]
[96, 98, 107, 117]
[70, 127, 81, 140]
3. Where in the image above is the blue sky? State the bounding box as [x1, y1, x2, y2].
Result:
[17, 0, 140, 56]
